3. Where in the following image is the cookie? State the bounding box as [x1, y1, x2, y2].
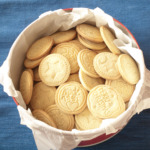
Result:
[69, 39, 86, 50]
[76, 24, 103, 43]
[105, 77, 135, 102]
[75, 107, 102, 130]
[55, 81, 88, 115]
[25, 69, 34, 80]
[51, 29, 76, 45]
[100, 26, 121, 55]
[77, 49, 99, 78]
[39, 54, 70, 86]
[51, 42, 80, 74]
[33, 67, 41, 82]
[87, 85, 125, 119]
[45, 105, 74, 131]
[32, 109, 57, 128]
[93, 52, 121, 80]
[26, 36, 54, 60]
[20, 70, 33, 105]
[30, 82, 56, 110]
[117, 54, 140, 84]
[78, 34, 106, 50]
[24, 56, 44, 69]
[93, 47, 111, 54]
[67, 73, 80, 83]
[79, 69, 104, 91]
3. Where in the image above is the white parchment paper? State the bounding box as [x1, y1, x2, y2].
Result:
[0, 7, 150, 150]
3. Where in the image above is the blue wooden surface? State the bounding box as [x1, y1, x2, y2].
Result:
[0, 0, 150, 150]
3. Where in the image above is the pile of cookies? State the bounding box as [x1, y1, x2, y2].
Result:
[19, 23, 140, 131]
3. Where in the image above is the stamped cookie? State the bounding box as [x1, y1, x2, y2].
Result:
[77, 49, 99, 78]
[51, 29, 76, 45]
[69, 39, 86, 50]
[33, 67, 41, 81]
[20, 70, 33, 105]
[93, 52, 121, 80]
[55, 81, 88, 114]
[26, 36, 54, 60]
[51, 42, 80, 74]
[87, 85, 125, 119]
[45, 105, 74, 131]
[30, 82, 56, 110]
[67, 73, 80, 83]
[79, 69, 104, 91]
[32, 109, 57, 128]
[100, 26, 121, 55]
[78, 34, 106, 50]
[117, 54, 140, 84]
[105, 77, 135, 102]
[39, 54, 70, 86]
[24, 56, 44, 69]
[75, 107, 102, 130]
[76, 24, 103, 43]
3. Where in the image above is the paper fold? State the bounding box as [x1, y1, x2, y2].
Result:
[0, 7, 150, 150]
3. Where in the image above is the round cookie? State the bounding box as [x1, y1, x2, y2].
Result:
[24, 56, 44, 69]
[26, 36, 54, 60]
[45, 105, 74, 131]
[32, 109, 57, 128]
[67, 73, 80, 83]
[93, 52, 121, 80]
[20, 70, 33, 105]
[51, 42, 80, 74]
[39, 54, 70, 86]
[78, 34, 106, 50]
[55, 81, 88, 115]
[87, 85, 125, 119]
[100, 26, 121, 55]
[76, 24, 103, 43]
[30, 82, 56, 110]
[75, 107, 102, 130]
[105, 77, 135, 102]
[69, 39, 86, 50]
[79, 69, 105, 91]
[51, 29, 76, 45]
[117, 54, 140, 84]
[25, 69, 34, 80]
[77, 49, 99, 78]
[33, 67, 41, 82]
[93, 47, 111, 54]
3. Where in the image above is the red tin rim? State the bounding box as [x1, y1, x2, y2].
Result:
[12, 7, 140, 147]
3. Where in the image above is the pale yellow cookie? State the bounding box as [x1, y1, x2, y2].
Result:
[93, 52, 121, 80]
[100, 26, 121, 55]
[93, 47, 111, 54]
[32, 109, 57, 128]
[26, 36, 54, 60]
[117, 54, 140, 84]
[30, 82, 56, 110]
[78, 34, 106, 50]
[39, 54, 70, 86]
[76, 24, 103, 43]
[87, 85, 125, 119]
[24, 56, 44, 69]
[75, 107, 102, 130]
[79, 69, 105, 91]
[33, 67, 41, 82]
[69, 39, 86, 50]
[67, 73, 80, 83]
[105, 77, 135, 102]
[77, 49, 99, 78]
[51, 29, 76, 45]
[51, 42, 80, 74]
[45, 105, 74, 131]
[55, 81, 88, 114]
[20, 70, 33, 105]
